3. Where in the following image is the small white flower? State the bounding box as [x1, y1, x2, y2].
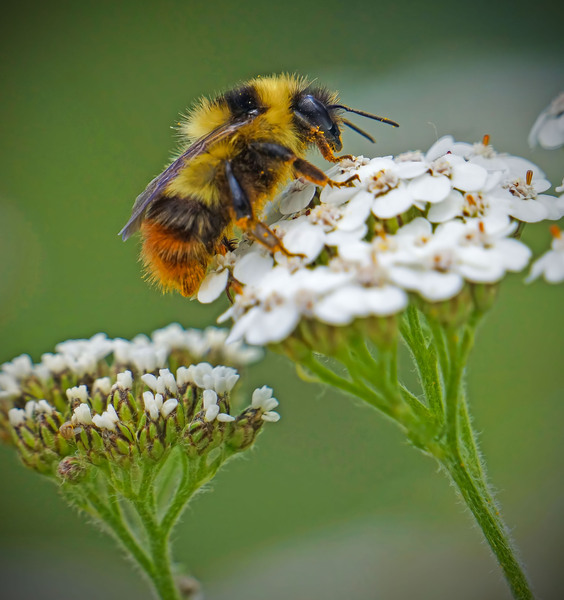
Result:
[526, 226, 564, 283]
[141, 373, 159, 392]
[40, 353, 68, 375]
[143, 391, 163, 421]
[25, 401, 38, 420]
[158, 368, 178, 395]
[92, 404, 119, 431]
[116, 371, 133, 390]
[202, 389, 220, 422]
[92, 377, 112, 396]
[187, 363, 214, 388]
[66, 385, 88, 403]
[55, 333, 114, 362]
[1, 354, 33, 381]
[175, 366, 192, 388]
[251, 385, 280, 421]
[0, 373, 21, 400]
[201, 365, 239, 395]
[72, 403, 93, 425]
[36, 399, 54, 414]
[8, 408, 26, 427]
[528, 91, 564, 150]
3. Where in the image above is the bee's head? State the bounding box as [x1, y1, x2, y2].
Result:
[293, 93, 343, 151]
[293, 89, 399, 150]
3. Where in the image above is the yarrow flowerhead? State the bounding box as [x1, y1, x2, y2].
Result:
[0, 325, 278, 477]
[196, 136, 561, 347]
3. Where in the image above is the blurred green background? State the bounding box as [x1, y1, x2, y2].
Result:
[1, 1, 563, 598]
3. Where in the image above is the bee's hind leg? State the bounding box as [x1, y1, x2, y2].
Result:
[224, 160, 291, 256]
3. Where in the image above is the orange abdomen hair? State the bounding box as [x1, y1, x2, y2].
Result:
[141, 221, 213, 297]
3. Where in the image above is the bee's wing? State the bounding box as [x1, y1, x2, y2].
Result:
[119, 120, 249, 241]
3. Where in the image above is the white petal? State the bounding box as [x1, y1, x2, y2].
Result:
[337, 193, 373, 231]
[141, 373, 158, 392]
[197, 269, 229, 304]
[233, 252, 274, 285]
[372, 187, 414, 218]
[494, 239, 532, 272]
[204, 404, 220, 422]
[281, 221, 325, 263]
[537, 115, 564, 150]
[325, 225, 367, 248]
[537, 194, 564, 220]
[457, 249, 505, 283]
[8, 408, 26, 427]
[396, 216, 432, 238]
[450, 162, 488, 192]
[391, 267, 463, 301]
[244, 304, 301, 345]
[427, 190, 464, 223]
[161, 398, 178, 418]
[261, 411, 281, 422]
[425, 136, 455, 162]
[313, 287, 359, 325]
[320, 185, 358, 206]
[362, 286, 408, 316]
[408, 174, 451, 203]
[394, 160, 428, 179]
[508, 199, 549, 223]
[279, 181, 316, 214]
[217, 413, 235, 422]
[203, 389, 218, 410]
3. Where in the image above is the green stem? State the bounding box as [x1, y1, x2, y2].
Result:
[437, 315, 534, 600]
[142, 510, 181, 600]
[440, 456, 533, 600]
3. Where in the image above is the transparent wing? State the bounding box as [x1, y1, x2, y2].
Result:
[119, 119, 249, 241]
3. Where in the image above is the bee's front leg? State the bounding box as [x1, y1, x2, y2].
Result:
[312, 134, 354, 164]
[250, 142, 359, 189]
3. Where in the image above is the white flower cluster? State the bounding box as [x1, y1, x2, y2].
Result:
[0, 325, 260, 402]
[197, 136, 564, 345]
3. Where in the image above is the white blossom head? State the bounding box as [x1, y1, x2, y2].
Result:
[194, 137, 557, 347]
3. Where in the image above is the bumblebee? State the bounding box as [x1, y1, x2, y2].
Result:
[119, 74, 398, 297]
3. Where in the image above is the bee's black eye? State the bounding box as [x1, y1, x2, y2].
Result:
[295, 94, 334, 132]
[294, 93, 341, 149]
[225, 85, 261, 118]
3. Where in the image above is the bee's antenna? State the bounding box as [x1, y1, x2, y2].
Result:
[341, 118, 376, 143]
[329, 104, 399, 128]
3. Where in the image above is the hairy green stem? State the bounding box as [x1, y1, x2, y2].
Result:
[296, 306, 535, 599]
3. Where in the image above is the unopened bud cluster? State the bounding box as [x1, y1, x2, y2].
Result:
[0, 325, 279, 479]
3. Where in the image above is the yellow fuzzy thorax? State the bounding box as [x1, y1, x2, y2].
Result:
[167, 75, 320, 204]
[178, 74, 311, 152]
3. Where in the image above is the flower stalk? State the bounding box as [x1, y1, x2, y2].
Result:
[287, 302, 534, 599]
